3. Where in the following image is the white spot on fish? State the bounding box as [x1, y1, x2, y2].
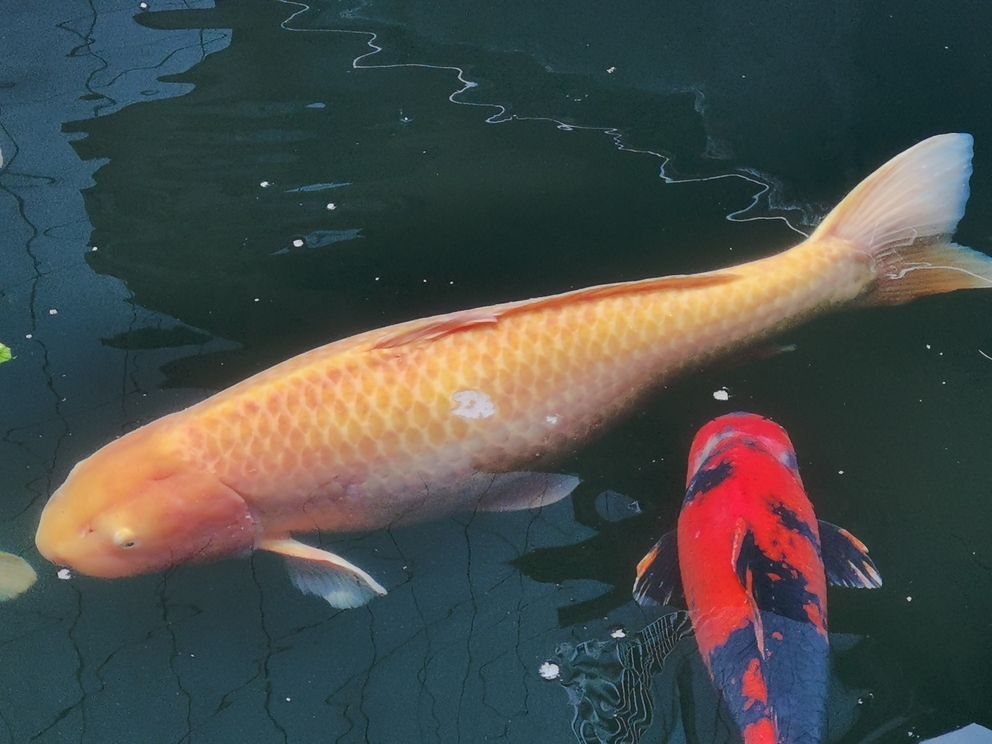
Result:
[451, 390, 496, 420]
[538, 661, 560, 680]
[712, 387, 730, 401]
[545, 414, 560, 425]
[57, 568, 72, 580]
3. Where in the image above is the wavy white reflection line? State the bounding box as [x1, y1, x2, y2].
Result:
[275, 0, 809, 239]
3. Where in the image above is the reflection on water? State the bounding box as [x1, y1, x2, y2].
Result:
[2, 0, 992, 742]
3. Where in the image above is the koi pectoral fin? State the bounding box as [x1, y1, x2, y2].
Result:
[633, 530, 682, 607]
[258, 537, 387, 609]
[473, 471, 581, 512]
[818, 520, 883, 589]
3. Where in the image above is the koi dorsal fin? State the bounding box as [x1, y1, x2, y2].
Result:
[373, 272, 737, 350]
[372, 310, 500, 350]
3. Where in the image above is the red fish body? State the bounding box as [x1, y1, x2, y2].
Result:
[634, 413, 882, 743]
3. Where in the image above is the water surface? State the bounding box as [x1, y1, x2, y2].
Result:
[2, 1, 991, 742]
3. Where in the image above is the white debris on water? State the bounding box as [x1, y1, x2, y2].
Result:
[48, 308, 58, 316]
[57, 568, 72, 580]
[292, 239, 304, 248]
[538, 661, 560, 680]
[609, 627, 626, 639]
[606, 66, 616, 74]
[260, 180, 272, 188]
[545, 414, 560, 426]
[325, 202, 336, 210]
[712, 387, 730, 401]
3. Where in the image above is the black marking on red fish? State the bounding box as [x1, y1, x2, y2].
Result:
[684, 460, 734, 503]
[733, 529, 824, 626]
[706, 614, 829, 743]
[771, 503, 820, 548]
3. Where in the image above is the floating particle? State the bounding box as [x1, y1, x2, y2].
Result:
[305, 102, 327, 109]
[48, 308, 58, 316]
[0, 552, 37, 600]
[24, 334, 32, 339]
[91, 246, 99, 252]
[57, 568, 72, 580]
[325, 202, 336, 210]
[253, 298, 260, 303]
[838, 470, 845, 475]
[906, 595, 913, 602]
[292, 239, 304, 248]
[925, 343, 931, 350]
[712, 388, 730, 401]
[538, 661, 560, 680]
[609, 627, 627, 639]
[606, 66, 616, 74]
[260, 180, 272, 188]
[138, 1, 148, 9]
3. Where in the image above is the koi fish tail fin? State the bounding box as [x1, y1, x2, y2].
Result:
[811, 133, 992, 305]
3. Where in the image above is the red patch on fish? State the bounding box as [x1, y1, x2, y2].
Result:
[633, 412, 884, 742]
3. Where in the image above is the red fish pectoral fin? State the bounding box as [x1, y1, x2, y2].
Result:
[632, 530, 682, 607]
[258, 537, 387, 609]
[818, 520, 883, 589]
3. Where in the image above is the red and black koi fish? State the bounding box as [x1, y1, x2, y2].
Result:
[633, 413, 882, 744]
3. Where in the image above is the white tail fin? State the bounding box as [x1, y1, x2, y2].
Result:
[811, 133, 992, 305]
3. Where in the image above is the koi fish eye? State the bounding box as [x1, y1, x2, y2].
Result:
[112, 527, 138, 550]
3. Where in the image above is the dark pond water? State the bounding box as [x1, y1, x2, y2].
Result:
[2, 1, 991, 742]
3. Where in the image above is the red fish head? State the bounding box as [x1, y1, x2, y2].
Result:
[36, 423, 258, 578]
[685, 412, 799, 486]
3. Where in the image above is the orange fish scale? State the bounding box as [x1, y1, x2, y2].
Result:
[169, 239, 870, 532]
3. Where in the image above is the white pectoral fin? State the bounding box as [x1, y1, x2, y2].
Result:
[258, 537, 387, 609]
[474, 471, 581, 512]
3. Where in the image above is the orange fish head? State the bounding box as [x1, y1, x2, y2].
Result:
[35, 425, 257, 579]
[686, 412, 798, 483]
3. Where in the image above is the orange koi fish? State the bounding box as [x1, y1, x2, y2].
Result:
[36, 134, 990, 608]
[634, 413, 882, 743]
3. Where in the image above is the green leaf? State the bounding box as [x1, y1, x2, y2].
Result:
[0, 343, 12, 365]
